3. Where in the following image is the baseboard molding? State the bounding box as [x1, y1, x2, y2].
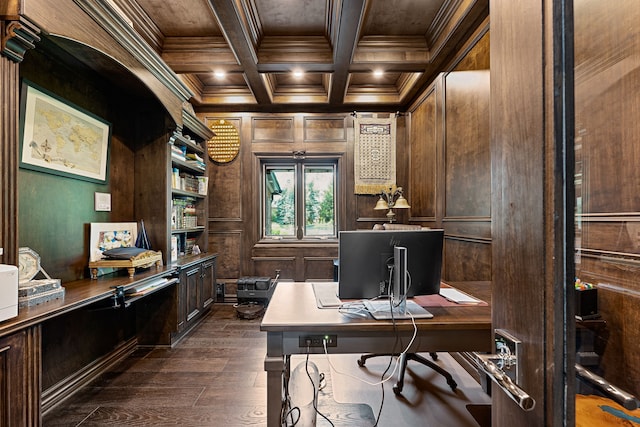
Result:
[41, 337, 138, 414]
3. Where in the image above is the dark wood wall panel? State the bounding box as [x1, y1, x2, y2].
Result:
[407, 56, 490, 282]
[579, 219, 640, 260]
[454, 31, 490, 72]
[444, 218, 491, 240]
[209, 230, 242, 279]
[443, 237, 491, 281]
[574, 0, 640, 398]
[303, 256, 338, 281]
[444, 70, 490, 217]
[205, 117, 243, 221]
[303, 117, 347, 142]
[251, 256, 296, 280]
[251, 117, 294, 143]
[0, 55, 20, 265]
[251, 243, 337, 282]
[409, 84, 439, 221]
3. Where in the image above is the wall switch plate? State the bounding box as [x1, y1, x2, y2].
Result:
[94, 192, 111, 211]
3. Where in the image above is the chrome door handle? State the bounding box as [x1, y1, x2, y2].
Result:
[576, 363, 639, 410]
[476, 353, 536, 411]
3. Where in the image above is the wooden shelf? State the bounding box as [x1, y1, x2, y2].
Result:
[171, 157, 205, 175]
[171, 226, 205, 234]
[171, 188, 205, 199]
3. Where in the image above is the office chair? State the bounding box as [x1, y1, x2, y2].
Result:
[357, 351, 457, 395]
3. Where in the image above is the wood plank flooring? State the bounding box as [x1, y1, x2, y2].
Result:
[43, 304, 491, 426]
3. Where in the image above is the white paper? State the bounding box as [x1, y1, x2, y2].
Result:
[439, 288, 482, 304]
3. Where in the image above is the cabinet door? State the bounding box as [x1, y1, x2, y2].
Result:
[201, 257, 216, 309]
[182, 264, 201, 322]
[0, 328, 40, 426]
[176, 274, 187, 332]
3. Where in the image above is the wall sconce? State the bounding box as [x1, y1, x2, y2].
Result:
[374, 185, 410, 222]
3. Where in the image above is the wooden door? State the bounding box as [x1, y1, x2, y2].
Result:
[490, 0, 575, 425]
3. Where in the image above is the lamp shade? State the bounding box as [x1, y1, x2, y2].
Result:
[374, 196, 389, 210]
[394, 195, 411, 209]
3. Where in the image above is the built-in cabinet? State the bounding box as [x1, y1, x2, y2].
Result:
[0, 329, 40, 426]
[173, 254, 216, 340]
[0, 1, 219, 424]
[135, 110, 213, 269]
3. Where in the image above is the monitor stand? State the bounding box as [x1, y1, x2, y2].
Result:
[364, 246, 434, 320]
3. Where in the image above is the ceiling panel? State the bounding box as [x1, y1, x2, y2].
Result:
[115, 0, 488, 112]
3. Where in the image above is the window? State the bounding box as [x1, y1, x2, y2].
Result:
[262, 159, 337, 240]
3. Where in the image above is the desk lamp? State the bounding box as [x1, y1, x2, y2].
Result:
[374, 185, 410, 222]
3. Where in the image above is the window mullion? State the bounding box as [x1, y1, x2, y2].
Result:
[296, 162, 304, 239]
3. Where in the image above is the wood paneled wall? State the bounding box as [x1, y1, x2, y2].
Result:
[408, 31, 491, 282]
[204, 31, 491, 291]
[574, 0, 640, 398]
[204, 113, 352, 289]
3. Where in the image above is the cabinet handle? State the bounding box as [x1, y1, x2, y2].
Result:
[0, 345, 10, 354]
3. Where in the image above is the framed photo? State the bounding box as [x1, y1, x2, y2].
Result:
[89, 222, 138, 262]
[20, 80, 111, 183]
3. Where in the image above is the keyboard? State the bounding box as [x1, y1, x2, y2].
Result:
[311, 282, 342, 308]
[363, 299, 434, 320]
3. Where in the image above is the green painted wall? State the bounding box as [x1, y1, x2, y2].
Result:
[18, 169, 111, 282]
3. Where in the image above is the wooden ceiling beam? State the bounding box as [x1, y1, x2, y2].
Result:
[206, 0, 272, 104]
[328, 0, 366, 105]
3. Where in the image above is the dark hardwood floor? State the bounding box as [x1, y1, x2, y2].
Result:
[43, 304, 491, 426]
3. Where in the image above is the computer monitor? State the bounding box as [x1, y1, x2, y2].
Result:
[338, 229, 444, 300]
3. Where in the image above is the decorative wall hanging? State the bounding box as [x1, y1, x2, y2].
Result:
[353, 114, 397, 194]
[207, 119, 240, 163]
[19, 80, 111, 183]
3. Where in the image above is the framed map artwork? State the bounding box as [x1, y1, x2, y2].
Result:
[19, 80, 111, 183]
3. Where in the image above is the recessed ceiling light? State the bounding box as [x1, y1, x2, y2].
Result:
[293, 69, 304, 78]
[373, 69, 384, 78]
[214, 70, 226, 79]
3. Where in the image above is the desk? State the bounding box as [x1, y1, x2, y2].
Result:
[0, 253, 217, 425]
[260, 281, 492, 426]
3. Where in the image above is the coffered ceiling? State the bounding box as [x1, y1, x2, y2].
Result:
[114, 0, 488, 112]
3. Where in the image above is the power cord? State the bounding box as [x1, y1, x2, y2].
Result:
[306, 350, 334, 427]
[322, 307, 418, 426]
[283, 344, 333, 427]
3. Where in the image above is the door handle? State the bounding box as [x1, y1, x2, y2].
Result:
[576, 363, 639, 410]
[476, 353, 536, 411]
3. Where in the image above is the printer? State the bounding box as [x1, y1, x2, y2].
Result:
[0, 264, 18, 322]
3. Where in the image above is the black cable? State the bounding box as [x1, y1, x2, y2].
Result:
[306, 350, 334, 427]
[373, 321, 401, 427]
[283, 351, 301, 426]
[371, 268, 401, 426]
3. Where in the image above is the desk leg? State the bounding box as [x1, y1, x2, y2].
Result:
[265, 331, 290, 427]
[264, 356, 284, 427]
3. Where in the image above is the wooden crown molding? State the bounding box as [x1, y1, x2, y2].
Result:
[1, 16, 41, 63]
